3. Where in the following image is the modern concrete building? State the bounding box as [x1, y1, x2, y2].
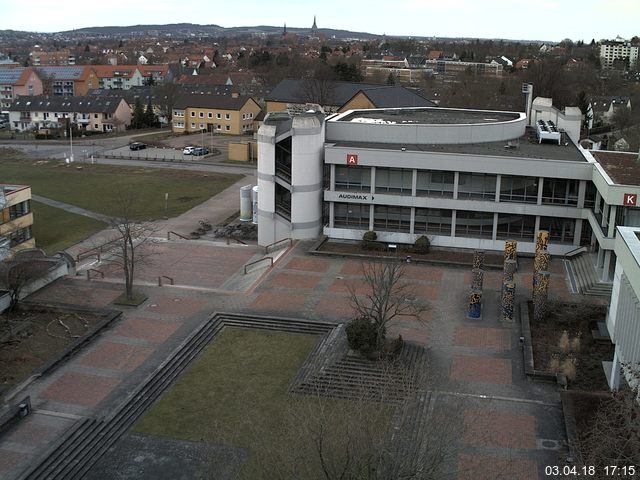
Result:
[605, 226, 640, 390]
[257, 106, 640, 280]
[0, 185, 34, 260]
[599, 39, 639, 70]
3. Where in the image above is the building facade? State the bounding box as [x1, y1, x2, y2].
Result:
[599, 41, 639, 70]
[257, 107, 640, 280]
[0, 185, 34, 260]
[172, 93, 261, 135]
[0, 67, 43, 109]
[605, 226, 640, 390]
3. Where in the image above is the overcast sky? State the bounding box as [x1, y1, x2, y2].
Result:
[3, 0, 638, 42]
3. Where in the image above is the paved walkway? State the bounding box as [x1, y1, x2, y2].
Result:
[31, 194, 115, 224]
[0, 204, 606, 480]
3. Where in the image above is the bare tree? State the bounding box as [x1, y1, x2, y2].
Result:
[105, 191, 158, 301]
[574, 363, 640, 476]
[233, 361, 463, 480]
[0, 250, 50, 313]
[349, 261, 427, 351]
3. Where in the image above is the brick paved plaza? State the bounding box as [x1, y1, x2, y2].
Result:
[0, 232, 579, 480]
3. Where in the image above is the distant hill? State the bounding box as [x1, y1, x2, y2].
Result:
[58, 23, 379, 39]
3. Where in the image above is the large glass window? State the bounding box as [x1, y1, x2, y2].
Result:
[9, 200, 30, 220]
[375, 168, 412, 195]
[457, 173, 497, 200]
[541, 178, 579, 206]
[455, 210, 494, 238]
[496, 214, 536, 240]
[373, 206, 411, 232]
[584, 182, 597, 209]
[539, 217, 575, 244]
[335, 166, 371, 192]
[334, 203, 370, 229]
[416, 170, 454, 198]
[415, 208, 452, 235]
[275, 183, 291, 221]
[499, 175, 539, 204]
[8, 226, 32, 247]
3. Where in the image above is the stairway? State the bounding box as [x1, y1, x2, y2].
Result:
[567, 254, 613, 297]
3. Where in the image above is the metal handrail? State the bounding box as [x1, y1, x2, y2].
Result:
[76, 237, 119, 262]
[244, 256, 273, 274]
[158, 275, 174, 286]
[167, 231, 189, 240]
[563, 246, 587, 260]
[264, 237, 292, 254]
[86, 269, 104, 280]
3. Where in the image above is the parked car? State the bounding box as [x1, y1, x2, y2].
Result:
[182, 146, 197, 155]
[191, 147, 209, 156]
[129, 142, 146, 150]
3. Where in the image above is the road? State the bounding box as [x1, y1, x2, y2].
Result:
[0, 135, 256, 176]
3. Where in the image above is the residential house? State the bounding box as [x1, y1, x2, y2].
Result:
[0, 184, 34, 258]
[91, 65, 145, 90]
[265, 79, 436, 114]
[589, 96, 632, 126]
[30, 48, 75, 66]
[35, 66, 99, 96]
[171, 93, 261, 135]
[599, 39, 639, 70]
[0, 67, 43, 109]
[8, 95, 131, 133]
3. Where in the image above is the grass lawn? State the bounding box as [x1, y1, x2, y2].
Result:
[31, 201, 107, 254]
[0, 153, 243, 220]
[132, 328, 390, 479]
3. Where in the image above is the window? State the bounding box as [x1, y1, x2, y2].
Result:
[242, 113, 246, 120]
[375, 168, 412, 195]
[216, 125, 221, 130]
[499, 175, 538, 203]
[416, 170, 454, 197]
[208, 112, 213, 118]
[94, 124, 98, 129]
[174, 121, 184, 128]
[191, 122, 195, 128]
[334, 202, 369, 229]
[199, 112, 204, 118]
[199, 123, 204, 129]
[248, 112, 253, 119]
[414, 208, 452, 235]
[335, 166, 371, 192]
[225, 113, 230, 120]
[539, 217, 575, 244]
[496, 214, 535, 240]
[373, 206, 411, 233]
[94, 113, 98, 118]
[455, 210, 494, 239]
[9, 200, 30, 219]
[216, 113, 221, 119]
[457, 172, 497, 200]
[225, 125, 230, 131]
[190, 111, 195, 117]
[8, 226, 32, 247]
[541, 178, 578, 206]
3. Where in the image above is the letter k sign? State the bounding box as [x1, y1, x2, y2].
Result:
[624, 193, 637, 206]
[346, 154, 358, 166]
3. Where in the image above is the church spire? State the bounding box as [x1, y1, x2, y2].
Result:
[283, 23, 287, 36]
[311, 15, 318, 33]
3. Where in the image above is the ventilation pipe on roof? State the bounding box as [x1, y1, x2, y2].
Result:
[522, 83, 533, 124]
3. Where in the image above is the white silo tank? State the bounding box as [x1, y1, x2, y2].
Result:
[239, 185, 252, 222]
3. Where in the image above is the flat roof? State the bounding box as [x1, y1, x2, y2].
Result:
[331, 132, 586, 162]
[592, 151, 640, 186]
[337, 107, 521, 125]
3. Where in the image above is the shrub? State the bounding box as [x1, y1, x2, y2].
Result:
[346, 317, 377, 354]
[361, 230, 378, 250]
[413, 235, 430, 254]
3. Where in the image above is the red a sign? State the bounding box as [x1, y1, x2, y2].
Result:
[623, 193, 637, 206]
[346, 153, 358, 166]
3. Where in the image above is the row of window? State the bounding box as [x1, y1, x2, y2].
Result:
[174, 111, 255, 120]
[7, 226, 33, 247]
[334, 166, 581, 206]
[333, 203, 577, 244]
[1, 200, 31, 224]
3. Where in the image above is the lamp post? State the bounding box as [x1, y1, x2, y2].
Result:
[69, 119, 74, 163]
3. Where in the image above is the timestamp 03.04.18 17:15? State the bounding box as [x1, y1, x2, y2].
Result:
[544, 465, 637, 477]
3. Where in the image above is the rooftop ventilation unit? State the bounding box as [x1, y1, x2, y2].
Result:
[536, 119, 561, 145]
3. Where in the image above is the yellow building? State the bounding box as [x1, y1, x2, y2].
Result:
[0, 185, 35, 258]
[171, 93, 261, 135]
